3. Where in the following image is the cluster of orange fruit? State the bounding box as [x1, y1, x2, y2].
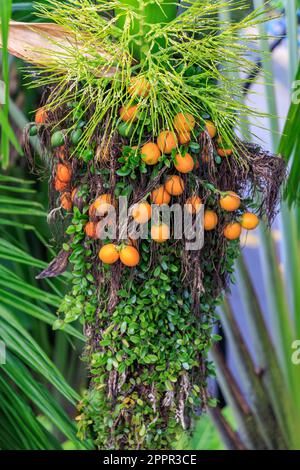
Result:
[219, 191, 259, 239]
[53, 162, 76, 211]
[43, 78, 260, 268]
[82, 191, 259, 270]
[99, 243, 140, 267]
[119, 75, 230, 156]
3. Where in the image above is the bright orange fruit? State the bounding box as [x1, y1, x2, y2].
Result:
[164, 175, 185, 196]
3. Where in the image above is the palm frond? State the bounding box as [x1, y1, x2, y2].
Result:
[0, 170, 90, 449]
[0, 0, 23, 168]
[278, 62, 300, 205]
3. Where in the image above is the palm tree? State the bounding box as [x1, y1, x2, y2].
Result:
[1, 0, 300, 451]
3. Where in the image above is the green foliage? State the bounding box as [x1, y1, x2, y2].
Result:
[0, 174, 90, 449]
[0, 0, 23, 168]
[58, 205, 98, 326]
[278, 62, 300, 206]
[77, 244, 217, 449]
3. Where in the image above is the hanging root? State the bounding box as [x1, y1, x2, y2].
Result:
[241, 142, 286, 224]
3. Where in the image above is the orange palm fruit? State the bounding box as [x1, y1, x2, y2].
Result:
[174, 152, 194, 173]
[204, 210, 218, 230]
[151, 223, 170, 243]
[178, 131, 191, 145]
[128, 76, 150, 97]
[54, 177, 68, 192]
[119, 245, 140, 267]
[85, 221, 97, 238]
[217, 136, 232, 156]
[224, 222, 242, 240]
[205, 120, 217, 138]
[131, 201, 152, 224]
[99, 244, 119, 264]
[164, 175, 185, 196]
[56, 163, 72, 183]
[141, 142, 161, 165]
[90, 194, 115, 217]
[241, 212, 259, 230]
[157, 131, 178, 154]
[120, 105, 138, 122]
[186, 196, 202, 214]
[35, 107, 47, 125]
[217, 147, 233, 157]
[173, 112, 195, 132]
[219, 191, 241, 212]
[150, 186, 171, 205]
[60, 192, 72, 211]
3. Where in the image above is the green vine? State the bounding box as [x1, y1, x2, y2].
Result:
[76, 243, 234, 449]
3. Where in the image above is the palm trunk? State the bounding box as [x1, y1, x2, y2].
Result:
[115, 0, 177, 59]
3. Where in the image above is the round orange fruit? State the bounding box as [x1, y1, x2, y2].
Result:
[119, 245, 140, 267]
[141, 142, 161, 165]
[204, 210, 218, 230]
[128, 76, 150, 98]
[219, 191, 241, 212]
[91, 194, 114, 217]
[217, 136, 233, 156]
[60, 192, 72, 211]
[157, 131, 178, 154]
[241, 212, 259, 230]
[178, 131, 191, 145]
[151, 186, 171, 205]
[173, 112, 195, 132]
[85, 221, 97, 238]
[174, 152, 194, 173]
[151, 223, 170, 243]
[205, 120, 217, 138]
[186, 196, 202, 214]
[120, 105, 138, 122]
[99, 244, 119, 264]
[35, 107, 47, 125]
[132, 201, 152, 224]
[217, 147, 233, 157]
[54, 177, 68, 192]
[224, 222, 242, 240]
[56, 163, 72, 183]
[164, 175, 185, 196]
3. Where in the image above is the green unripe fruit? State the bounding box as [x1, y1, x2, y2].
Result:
[29, 125, 38, 137]
[71, 129, 83, 145]
[77, 120, 86, 129]
[117, 122, 134, 138]
[51, 130, 65, 148]
[82, 149, 94, 162]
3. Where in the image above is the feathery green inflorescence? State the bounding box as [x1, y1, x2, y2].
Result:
[29, 0, 273, 162]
